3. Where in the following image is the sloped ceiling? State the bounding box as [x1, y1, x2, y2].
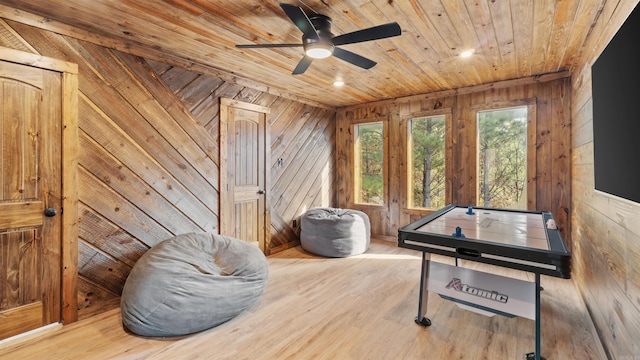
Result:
[0, 0, 605, 107]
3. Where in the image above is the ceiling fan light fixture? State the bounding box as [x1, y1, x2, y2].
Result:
[236, 4, 402, 75]
[460, 49, 474, 58]
[305, 43, 334, 59]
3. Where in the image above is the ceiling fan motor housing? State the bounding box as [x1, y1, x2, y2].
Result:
[303, 14, 335, 54]
[236, 4, 401, 74]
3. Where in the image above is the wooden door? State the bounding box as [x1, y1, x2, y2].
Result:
[220, 99, 270, 252]
[0, 60, 62, 340]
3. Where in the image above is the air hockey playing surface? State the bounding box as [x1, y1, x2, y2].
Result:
[398, 204, 572, 360]
[398, 204, 571, 278]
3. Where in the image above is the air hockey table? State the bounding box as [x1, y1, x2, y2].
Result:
[398, 204, 571, 360]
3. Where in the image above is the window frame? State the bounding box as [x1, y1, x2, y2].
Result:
[473, 100, 537, 210]
[399, 109, 452, 219]
[352, 118, 388, 207]
[406, 114, 448, 210]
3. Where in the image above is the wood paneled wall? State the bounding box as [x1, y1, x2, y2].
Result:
[336, 76, 572, 243]
[0, 19, 335, 320]
[5, 2, 640, 354]
[570, 0, 640, 358]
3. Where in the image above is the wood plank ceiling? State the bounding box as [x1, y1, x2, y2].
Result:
[1, 0, 603, 107]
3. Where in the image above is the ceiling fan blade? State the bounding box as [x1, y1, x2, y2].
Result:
[280, 3, 319, 40]
[292, 56, 313, 75]
[332, 22, 401, 46]
[333, 47, 377, 69]
[236, 44, 302, 48]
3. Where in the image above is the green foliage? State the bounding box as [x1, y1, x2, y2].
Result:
[357, 123, 384, 205]
[478, 107, 527, 209]
[355, 108, 527, 210]
[410, 116, 446, 209]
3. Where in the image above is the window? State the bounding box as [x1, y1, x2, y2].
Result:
[408, 115, 446, 209]
[354, 122, 384, 205]
[477, 107, 528, 209]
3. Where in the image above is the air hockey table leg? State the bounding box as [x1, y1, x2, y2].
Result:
[525, 272, 546, 360]
[415, 252, 432, 327]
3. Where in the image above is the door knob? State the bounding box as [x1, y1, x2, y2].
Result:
[257, 190, 266, 194]
[44, 208, 58, 217]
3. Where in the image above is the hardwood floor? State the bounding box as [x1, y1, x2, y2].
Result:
[0, 238, 606, 359]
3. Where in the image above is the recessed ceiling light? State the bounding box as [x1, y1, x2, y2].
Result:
[460, 49, 474, 58]
[333, 80, 345, 87]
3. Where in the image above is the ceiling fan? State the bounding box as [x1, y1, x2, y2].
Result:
[236, 3, 402, 75]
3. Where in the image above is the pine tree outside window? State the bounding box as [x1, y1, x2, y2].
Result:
[354, 122, 384, 205]
[408, 115, 446, 209]
[476, 107, 528, 209]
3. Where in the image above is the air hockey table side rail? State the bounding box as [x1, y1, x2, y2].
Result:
[397, 204, 571, 279]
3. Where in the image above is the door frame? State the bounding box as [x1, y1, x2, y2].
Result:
[0, 47, 79, 325]
[219, 98, 271, 253]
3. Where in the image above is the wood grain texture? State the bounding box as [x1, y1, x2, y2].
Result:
[0, 18, 335, 321]
[337, 76, 572, 245]
[570, 1, 640, 358]
[0, 1, 638, 357]
[219, 99, 269, 250]
[61, 66, 79, 325]
[0, 302, 42, 340]
[0, 203, 43, 228]
[0, 239, 606, 359]
[0, 1, 607, 107]
[0, 52, 75, 337]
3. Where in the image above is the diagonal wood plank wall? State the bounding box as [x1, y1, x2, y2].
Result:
[0, 19, 335, 319]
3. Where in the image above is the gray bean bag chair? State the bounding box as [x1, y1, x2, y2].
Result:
[300, 207, 370, 257]
[120, 233, 268, 337]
